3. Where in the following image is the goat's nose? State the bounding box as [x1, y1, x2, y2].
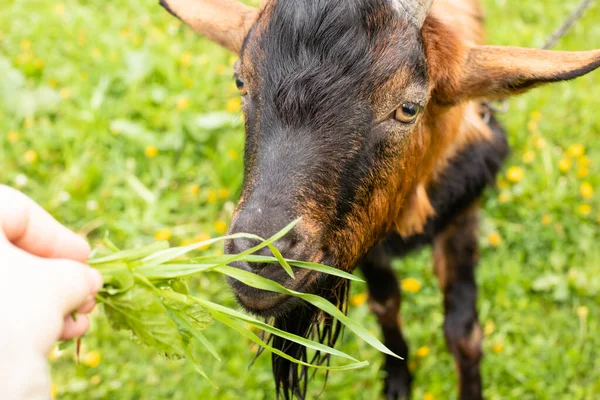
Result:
[225, 211, 303, 272]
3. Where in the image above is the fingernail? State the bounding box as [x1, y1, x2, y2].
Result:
[87, 267, 103, 293]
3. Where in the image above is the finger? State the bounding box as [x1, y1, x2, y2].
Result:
[0, 185, 91, 261]
[45, 259, 103, 315]
[60, 314, 90, 341]
[77, 296, 97, 314]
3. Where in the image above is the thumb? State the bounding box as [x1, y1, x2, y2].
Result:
[45, 259, 103, 316]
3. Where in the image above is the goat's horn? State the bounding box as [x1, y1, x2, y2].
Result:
[396, 0, 434, 28]
[160, 0, 258, 53]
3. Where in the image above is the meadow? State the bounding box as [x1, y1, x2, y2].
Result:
[1, 0, 599, 399]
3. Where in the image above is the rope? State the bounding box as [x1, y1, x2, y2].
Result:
[482, 0, 596, 122]
[543, 0, 596, 50]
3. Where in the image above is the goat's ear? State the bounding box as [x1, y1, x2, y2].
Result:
[160, 0, 257, 53]
[449, 46, 600, 102]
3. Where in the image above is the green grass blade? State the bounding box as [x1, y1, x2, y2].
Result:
[194, 331, 221, 362]
[215, 266, 401, 360]
[140, 219, 300, 275]
[211, 311, 369, 371]
[136, 264, 217, 279]
[192, 297, 358, 362]
[183, 255, 363, 282]
[89, 241, 170, 265]
[265, 243, 294, 279]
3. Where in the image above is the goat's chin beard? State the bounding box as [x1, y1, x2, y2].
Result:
[234, 273, 350, 400]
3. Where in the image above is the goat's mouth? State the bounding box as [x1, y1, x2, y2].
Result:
[226, 258, 327, 317]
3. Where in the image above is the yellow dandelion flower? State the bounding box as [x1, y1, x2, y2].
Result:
[180, 238, 196, 246]
[487, 232, 501, 247]
[351, 292, 368, 307]
[577, 306, 589, 320]
[180, 51, 193, 67]
[24, 150, 38, 163]
[497, 178, 509, 190]
[207, 189, 218, 204]
[55, 3, 65, 16]
[580, 182, 594, 199]
[120, 27, 131, 39]
[189, 184, 201, 195]
[20, 39, 31, 51]
[492, 343, 504, 354]
[554, 223, 565, 236]
[401, 278, 422, 293]
[226, 97, 242, 113]
[498, 192, 511, 203]
[542, 215, 552, 226]
[408, 361, 417, 372]
[7, 131, 19, 143]
[197, 233, 211, 241]
[577, 167, 589, 179]
[90, 375, 101, 385]
[216, 64, 227, 74]
[176, 96, 190, 111]
[228, 149, 239, 160]
[577, 204, 592, 216]
[59, 87, 70, 99]
[83, 351, 101, 368]
[33, 59, 45, 70]
[484, 320, 495, 336]
[522, 151, 535, 164]
[218, 188, 230, 199]
[506, 166, 524, 183]
[24, 118, 34, 128]
[424, 393, 435, 400]
[527, 120, 538, 133]
[48, 346, 63, 361]
[51, 383, 58, 399]
[194, 232, 212, 250]
[131, 33, 142, 46]
[568, 144, 585, 158]
[155, 229, 172, 241]
[48, 78, 58, 88]
[145, 146, 158, 158]
[415, 346, 430, 358]
[558, 158, 571, 173]
[579, 156, 591, 168]
[530, 110, 542, 121]
[535, 137, 546, 149]
[214, 220, 228, 234]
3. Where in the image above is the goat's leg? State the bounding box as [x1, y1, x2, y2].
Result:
[361, 245, 411, 400]
[433, 204, 483, 400]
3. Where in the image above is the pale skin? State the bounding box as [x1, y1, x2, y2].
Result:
[0, 184, 102, 359]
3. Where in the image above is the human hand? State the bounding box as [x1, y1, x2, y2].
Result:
[0, 185, 103, 356]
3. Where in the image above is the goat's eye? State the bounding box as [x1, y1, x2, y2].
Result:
[235, 76, 248, 96]
[394, 103, 421, 124]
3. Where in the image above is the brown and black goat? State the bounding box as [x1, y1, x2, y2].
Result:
[161, 0, 600, 399]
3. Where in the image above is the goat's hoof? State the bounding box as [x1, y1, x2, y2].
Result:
[384, 369, 412, 400]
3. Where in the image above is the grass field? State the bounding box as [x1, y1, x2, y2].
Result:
[1, 0, 600, 399]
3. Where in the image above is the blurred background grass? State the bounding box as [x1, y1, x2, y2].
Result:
[1, 0, 599, 399]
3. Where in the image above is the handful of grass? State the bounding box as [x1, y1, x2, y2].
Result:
[89, 219, 398, 382]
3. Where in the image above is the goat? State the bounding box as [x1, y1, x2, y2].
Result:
[160, 0, 600, 399]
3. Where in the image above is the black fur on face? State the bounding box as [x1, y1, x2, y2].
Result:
[229, 0, 428, 398]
